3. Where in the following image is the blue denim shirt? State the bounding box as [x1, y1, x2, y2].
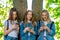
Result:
[20, 21, 37, 40]
[37, 21, 56, 40]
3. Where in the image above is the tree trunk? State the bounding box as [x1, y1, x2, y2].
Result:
[13, 0, 43, 21]
[13, 0, 27, 21]
[32, 0, 43, 20]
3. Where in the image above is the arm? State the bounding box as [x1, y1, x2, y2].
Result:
[37, 21, 41, 35]
[48, 23, 56, 36]
[4, 26, 13, 35]
[15, 24, 19, 33]
[30, 22, 37, 35]
[20, 22, 25, 37]
[4, 20, 19, 35]
[4, 20, 13, 35]
[34, 25, 37, 35]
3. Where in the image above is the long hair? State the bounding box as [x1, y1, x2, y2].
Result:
[23, 10, 36, 27]
[8, 8, 19, 23]
[40, 10, 51, 22]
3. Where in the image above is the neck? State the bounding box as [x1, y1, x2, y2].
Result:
[28, 19, 30, 21]
[27, 20, 31, 22]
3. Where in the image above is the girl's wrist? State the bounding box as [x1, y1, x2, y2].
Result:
[30, 30, 35, 34]
[47, 28, 50, 32]
[11, 27, 14, 30]
[24, 29, 27, 33]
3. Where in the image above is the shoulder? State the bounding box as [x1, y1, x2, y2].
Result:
[49, 21, 54, 24]
[4, 19, 9, 24]
[51, 21, 54, 25]
[51, 21, 54, 23]
[20, 21, 24, 25]
[4, 19, 9, 26]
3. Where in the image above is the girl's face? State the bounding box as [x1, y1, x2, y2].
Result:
[41, 12, 48, 21]
[13, 11, 17, 20]
[27, 12, 32, 20]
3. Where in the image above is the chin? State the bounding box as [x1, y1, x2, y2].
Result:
[43, 19, 47, 21]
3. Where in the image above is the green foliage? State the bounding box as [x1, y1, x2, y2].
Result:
[0, 0, 13, 40]
[46, 0, 60, 40]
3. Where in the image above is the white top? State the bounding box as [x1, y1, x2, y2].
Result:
[4, 20, 18, 38]
[43, 21, 48, 36]
[44, 21, 48, 26]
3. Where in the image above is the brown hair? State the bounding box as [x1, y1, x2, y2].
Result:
[40, 10, 51, 22]
[23, 10, 36, 27]
[8, 8, 19, 23]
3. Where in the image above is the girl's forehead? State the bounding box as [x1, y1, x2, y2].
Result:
[28, 12, 32, 14]
[13, 12, 17, 14]
[13, 11, 16, 13]
[28, 11, 32, 13]
[42, 12, 47, 15]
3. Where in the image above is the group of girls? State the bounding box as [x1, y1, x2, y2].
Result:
[4, 8, 56, 40]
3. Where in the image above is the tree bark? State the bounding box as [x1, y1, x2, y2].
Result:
[32, 0, 43, 20]
[13, 0, 43, 21]
[13, 0, 27, 21]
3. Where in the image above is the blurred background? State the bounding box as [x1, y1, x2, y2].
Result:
[0, 0, 60, 40]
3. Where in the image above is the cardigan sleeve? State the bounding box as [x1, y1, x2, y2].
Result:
[20, 21, 25, 37]
[48, 22, 56, 36]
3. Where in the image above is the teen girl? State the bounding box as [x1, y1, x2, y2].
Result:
[20, 10, 37, 40]
[37, 10, 56, 40]
[4, 8, 19, 40]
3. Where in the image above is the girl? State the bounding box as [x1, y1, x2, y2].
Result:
[37, 10, 56, 40]
[20, 10, 37, 40]
[4, 8, 20, 40]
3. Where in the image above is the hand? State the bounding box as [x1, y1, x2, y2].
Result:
[38, 26, 44, 32]
[15, 24, 19, 29]
[12, 24, 19, 30]
[43, 26, 47, 30]
[43, 26, 50, 32]
[30, 29, 35, 34]
[43, 26, 49, 30]
[24, 27, 31, 33]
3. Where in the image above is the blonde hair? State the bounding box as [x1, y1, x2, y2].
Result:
[40, 10, 51, 23]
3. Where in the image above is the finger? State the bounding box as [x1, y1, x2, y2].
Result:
[38, 30, 40, 32]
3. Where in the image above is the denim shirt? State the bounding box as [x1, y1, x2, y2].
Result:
[37, 21, 56, 40]
[20, 21, 37, 40]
